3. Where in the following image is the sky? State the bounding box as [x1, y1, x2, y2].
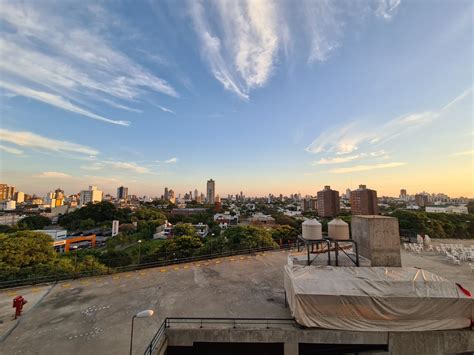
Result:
[0, 0, 472, 198]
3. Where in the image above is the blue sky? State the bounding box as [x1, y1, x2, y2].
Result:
[0, 0, 472, 198]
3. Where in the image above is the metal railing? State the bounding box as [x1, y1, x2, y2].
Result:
[143, 317, 296, 355]
[0, 244, 296, 289]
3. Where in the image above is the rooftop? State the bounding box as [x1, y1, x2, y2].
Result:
[1, 241, 473, 354]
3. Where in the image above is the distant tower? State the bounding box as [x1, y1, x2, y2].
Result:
[206, 179, 215, 203]
[194, 189, 198, 200]
[399, 189, 407, 201]
[317, 186, 340, 218]
[351, 185, 378, 215]
[164, 187, 169, 201]
[117, 186, 128, 200]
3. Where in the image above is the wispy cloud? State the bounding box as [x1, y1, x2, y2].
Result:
[36, 171, 72, 178]
[157, 105, 175, 114]
[155, 157, 178, 164]
[0, 144, 23, 155]
[0, 2, 177, 123]
[451, 150, 474, 157]
[80, 160, 151, 174]
[330, 162, 406, 174]
[375, 0, 402, 20]
[0, 81, 129, 126]
[314, 154, 364, 165]
[190, 0, 279, 99]
[306, 89, 470, 155]
[0, 128, 98, 156]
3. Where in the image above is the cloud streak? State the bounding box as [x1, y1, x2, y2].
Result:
[0, 144, 23, 155]
[330, 162, 406, 174]
[0, 2, 177, 124]
[36, 171, 72, 178]
[0, 81, 129, 126]
[0, 128, 98, 156]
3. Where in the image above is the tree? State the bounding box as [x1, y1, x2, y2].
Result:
[161, 235, 203, 258]
[271, 225, 298, 244]
[0, 231, 56, 268]
[18, 215, 51, 230]
[222, 226, 278, 250]
[173, 223, 197, 237]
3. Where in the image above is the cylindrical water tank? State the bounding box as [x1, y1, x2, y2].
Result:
[302, 219, 322, 240]
[328, 218, 350, 240]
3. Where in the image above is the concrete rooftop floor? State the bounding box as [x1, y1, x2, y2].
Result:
[1, 243, 473, 355]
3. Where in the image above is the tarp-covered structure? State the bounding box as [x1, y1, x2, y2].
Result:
[284, 265, 472, 331]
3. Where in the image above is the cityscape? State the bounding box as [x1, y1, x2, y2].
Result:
[0, 1, 473, 355]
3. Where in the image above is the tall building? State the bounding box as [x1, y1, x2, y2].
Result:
[301, 198, 317, 212]
[317, 186, 340, 218]
[399, 189, 407, 201]
[350, 185, 378, 215]
[14, 191, 24, 203]
[0, 184, 15, 200]
[194, 189, 198, 200]
[206, 179, 215, 204]
[164, 187, 169, 201]
[117, 186, 129, 200]
[415, 193, 429, 207]
[79, 185, 103, 206]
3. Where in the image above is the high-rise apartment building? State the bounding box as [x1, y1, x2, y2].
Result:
[399, 189, 407, 201]
[79, 185, 103, 206]
[164, 187, 169, 201]
[301, 198, 317, 212]
[317, 186, 340, 217]
[206, 179, 215, 204]
[14, 191, 24, 203]
[117, 186, 129, 200]
[415, 193, 429, 207]
[0, 184, 15, 200]
[350, 185, 378, 215]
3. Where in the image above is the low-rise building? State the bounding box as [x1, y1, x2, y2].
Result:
[425, 205, 468, 214]
[0, 200, 16, 211]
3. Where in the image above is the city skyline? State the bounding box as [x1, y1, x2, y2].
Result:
[0, 1, 472, 197]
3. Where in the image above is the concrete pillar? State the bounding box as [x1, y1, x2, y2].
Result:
[284, 342, 298, 355]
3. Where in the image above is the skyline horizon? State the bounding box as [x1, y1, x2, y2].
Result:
[0, 1, 472, 199]
[3, 178, 472, 200]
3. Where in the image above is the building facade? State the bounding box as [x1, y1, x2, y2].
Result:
[351, 185, 378, 215]
[317, 186, 340, 218]
[117, 186, 129, 200]
[79, 185, 103, 206]
[206, 179, 215, 204]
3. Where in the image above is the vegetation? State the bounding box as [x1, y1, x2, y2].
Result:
[18, 215, 52, 230]
[0, 231, 106, 281]
[389, 210, 474, 239]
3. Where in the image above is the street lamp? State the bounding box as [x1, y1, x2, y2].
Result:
[137, 239, 142, 265]
[130, 309, 154, 355]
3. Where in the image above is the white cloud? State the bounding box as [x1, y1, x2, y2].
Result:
[0, 81, 129, 126]
[0, 2, 177, 120]
[36, 171, 72, 178]
[0, 144, 23, 155]
[190, 0, 279, 99]
[314, 154, 365, 165]
[156, 105, 175, 114]
[163, 157, 178, 164]
[451, 150, 474, 157]
[80, 161, 151, 174]
[330, 162, 406, 174]
[441, 88, 472, 111]
[375, 0, 402, 20]
[306, 89, 469, 155]
[0, 128, 98, 156]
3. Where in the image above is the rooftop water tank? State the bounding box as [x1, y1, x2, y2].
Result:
[302, 219, 322, 240]
[328, 218, 350, 240]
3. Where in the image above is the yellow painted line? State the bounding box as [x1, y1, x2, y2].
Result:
[125, 274, 132, 278]
[204, 262, 210, 266]
[230, 258, 235, 261]
[183, 265, 189, 269]
[80, 280, 89, 284]
[246, 256, 251, 259]
[139, 272, 146, 276]
[31, 287, 40, 292]
[61, 284, 71, 288]
[239, 257, 245, 260]
[173, 267, 180, 270]
[160, 269, 167, 273]
[215, 260, 221, 264]
[195, 263, 201, 267]
[7, 291, 17, 296]
[112, 276, 120, 279]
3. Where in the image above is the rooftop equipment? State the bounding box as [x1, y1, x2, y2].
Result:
[302, 219, 322, 240]
[328, 218, 350, 240]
